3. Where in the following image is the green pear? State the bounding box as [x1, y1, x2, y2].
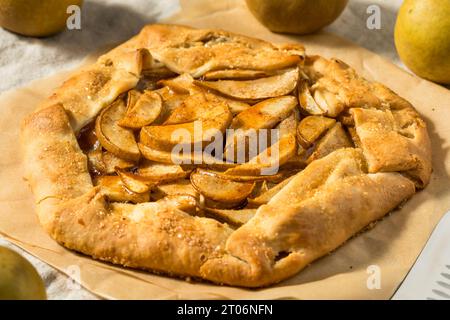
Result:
[245, 0, 348, 35]
[0, 246, 47, 300]
[0, 0, 83, 37]
[395, 0, 450, 85]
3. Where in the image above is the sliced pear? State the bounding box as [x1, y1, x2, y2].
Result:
[220, 172, 288, 183]
[115, 168, 158, 194]
[126, 89, 140, 110]
[250, 180, 271, 198]
[310, 84, 345, 118]
[152, 87, 190, 124]
[163, 92, 216, 125]
[158, 73, 197, 94]
[87, 149, 135, 175]
[137, 160, 189, 181]
[297, 116, 336, 148]
[224, 96, 298, 160]
[203, 69, 270, 80]
[247, 175, 295, 207]
[138, 142, 206, 165]
[164, 92, 250, 127]
[204, 208, 256, 226]
[95, 175, 149, 203]
[140, 119, 230, 151]
[118, 90, 162, 128]
[191, 169, 255, 203]
[154, 86, 189, 106]
[95, 100, 140, 161]
[201, 197, 248, 210]
[197, 168, 287, 183]
[231, 96, 298, 130]
[307, 123, 353, 164]
[153, 179, 198, 200]
[298, 78, 325, 115]
[219, 97, 251, 115]
[160, 94, 190, 118]
[225, 133, 297, 176]
[277, 110, 299, 138]
[102, 151, 135, 174]
[158, 75, 250, 116]
[194, 67, 299, 101]
[138, 143, 235, 169]
[140, 97, 232, 150]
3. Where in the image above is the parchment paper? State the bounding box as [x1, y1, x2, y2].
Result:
[0, 0, 449, 299]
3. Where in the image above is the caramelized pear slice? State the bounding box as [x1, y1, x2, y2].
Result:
[153, 179, 199, 200]
[221, 98, 251, 115]
[247, 175, 295, 207]
[118, 90, 162, 128]
[191, 169, 255, 203]
[225, 134, 297, 176]
[297, 116, 336, 148]
[116, 168, 157, 194]
[220, 173, 288, 183]
[203, 69, 270, 80]
[95, 100, 140, 161]
[298, 78, 325, 115]
[196, 168, 287, 183]
[95, 175, 149, 203]
[224, 96, 297, 160]
[138, 143, 235, 169]
[163, 92, 220, 125]
[231, 96, 298, 130]
[160, 75, 251, 116]
[140, 97, 232, 150]
[140, 118, 231, 151]
[158, 73, 197, 94]
[306, 123, 353, 164]
[204, 208, 256, 226]
[277, 110, 299, 138]
[137, 160, 189, 182]
[162, 91, 249, 124]
[102, 151, 135, 174]
[194, 67, 299, 101]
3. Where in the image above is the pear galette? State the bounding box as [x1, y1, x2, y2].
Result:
[21, 24, 431, 287]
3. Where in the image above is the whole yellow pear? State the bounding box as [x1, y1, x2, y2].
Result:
[245, 0, 348, 35]
[0, 246, 47, 300]
[0, 0, 83, 37]
[395, 0, 450, 84]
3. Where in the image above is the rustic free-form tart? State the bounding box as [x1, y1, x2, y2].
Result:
[21, 24, 431, 287]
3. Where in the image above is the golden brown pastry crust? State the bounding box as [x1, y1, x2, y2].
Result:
[21, 24, 431, 287]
